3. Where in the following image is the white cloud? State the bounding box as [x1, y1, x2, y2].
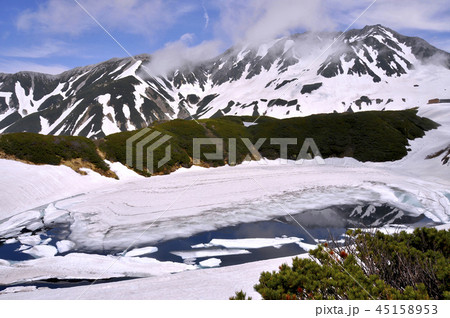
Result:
[144, 34, 222, 76]
[16, 0, 195, 36]
[209, 0, 450, 47]
[2, 41, 72, 59]
[326, 0, 450, 33]
[0, 59, 69, 75]
[144, 0, 450, 76]
[213, 0, 334, 45]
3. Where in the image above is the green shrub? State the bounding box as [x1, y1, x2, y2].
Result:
[99, 117, 256, 174]
[99, 109, 438, 175]
[253, 228, 449, 300]
[0, 132, 109, 171]
[250, 109, 438, 162]
[229, 290, 252, 300]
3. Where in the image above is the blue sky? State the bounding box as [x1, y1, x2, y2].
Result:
[0, 0, 449, 74]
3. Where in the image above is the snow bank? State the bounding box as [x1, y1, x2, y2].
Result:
[0, 259, 10, 266]
[0, 253, 196, 286]
[243, 121, 258, 127]
[0, 253, 310, 299]
[0, 286, 40, 295]
[0, 159, 115, 218]
[104, 160, 143, 181]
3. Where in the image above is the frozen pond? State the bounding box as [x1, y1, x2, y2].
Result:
[0, 203, 437, 292]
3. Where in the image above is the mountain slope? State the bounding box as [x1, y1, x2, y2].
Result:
[0, 25, 449, 139]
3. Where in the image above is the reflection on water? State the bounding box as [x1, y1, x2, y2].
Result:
[114, 204, 434, 267]
[149, 219, 346, 267]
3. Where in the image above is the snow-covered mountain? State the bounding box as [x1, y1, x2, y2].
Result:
[1, 24, 449, 138]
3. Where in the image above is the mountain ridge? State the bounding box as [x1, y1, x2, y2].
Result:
[0, 24, 449, 138]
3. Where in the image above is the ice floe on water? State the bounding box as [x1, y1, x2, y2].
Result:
[172, 249, 251, 260]
[193, 237, 304, 249]
[123, 246, 158, 257]
[22, 245, 57, 258]
[56, 240, 76, 254]
[43, 204, 71, 226]
[18, 234, 42, 246]
[0, 210, 42, 238]
[17, 245, 31, 252]
[296, 241, 318, 251]
[4, 238, 17, 244]
[199, 258, 221, 268]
